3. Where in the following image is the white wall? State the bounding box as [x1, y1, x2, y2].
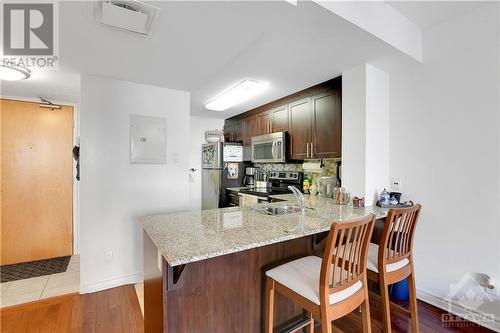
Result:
[375, 3, 500, 326]
[79, 75, 190, 293]
[342, 65, 366, 198]
[188, 116, 224, 211]
[365, 65, 389, 205]
[342, 64, 389, 205]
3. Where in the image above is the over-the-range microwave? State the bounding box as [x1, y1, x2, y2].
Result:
[251, 132, 286, 163]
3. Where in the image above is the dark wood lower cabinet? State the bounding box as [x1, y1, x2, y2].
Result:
[144, 233, 313, 333]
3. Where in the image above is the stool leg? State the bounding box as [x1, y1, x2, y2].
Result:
[408, 266, 419, 332]
[361, 285, 372, 333]
[320, 306, 332, 333]
[379, 273, 392, 333]
[309, 313, 315, 333]
[265, 277, 275, 333]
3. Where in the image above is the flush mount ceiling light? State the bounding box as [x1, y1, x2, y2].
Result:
[0, 65, 31, 81]
[205, 79, 268, 111]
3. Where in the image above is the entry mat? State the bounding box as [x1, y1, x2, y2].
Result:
[0, 256, 71, 283]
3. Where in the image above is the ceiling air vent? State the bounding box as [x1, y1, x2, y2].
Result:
[93, 1, 160, 36]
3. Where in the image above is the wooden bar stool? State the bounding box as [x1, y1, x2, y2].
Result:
[265, 214, 376, 333]
[367, 205, 422, 333]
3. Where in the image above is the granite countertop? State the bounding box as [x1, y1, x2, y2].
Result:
[226, 187, 250, 192]
[140, 195, 389, 267]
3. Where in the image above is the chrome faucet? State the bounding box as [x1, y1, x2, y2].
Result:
[288, 186, 306, 214]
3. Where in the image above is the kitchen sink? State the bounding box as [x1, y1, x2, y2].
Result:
[253, 204, 304, 216]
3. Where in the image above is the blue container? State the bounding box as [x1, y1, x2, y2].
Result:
[391, 279, 409, 301]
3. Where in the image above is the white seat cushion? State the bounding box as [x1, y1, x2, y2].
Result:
[367, 243, 409, 273]
[265, 256, 363, 305]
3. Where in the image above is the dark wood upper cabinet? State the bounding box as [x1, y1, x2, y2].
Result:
[223, 76, 342, 161]
[271, 105, 288, 133]
[256, 112, 272, 136]
[288, 98, 311, 160]
[256, 104, 288, 136]
[224, 120, 242, 142]
[242, 116, 255, 146]
[311, 90, 341, 158]
[241, 116, 255, 161]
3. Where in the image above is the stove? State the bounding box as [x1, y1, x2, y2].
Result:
[239, 171, 303, 199]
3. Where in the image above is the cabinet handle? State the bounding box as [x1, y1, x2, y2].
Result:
[270, 122, 273, 133]
[306, 142, 310, 158]
[311, 142, 314, 158]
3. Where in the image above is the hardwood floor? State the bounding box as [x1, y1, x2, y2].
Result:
[0, 284, 493, 333]
[333, 294, 495, 333]
[0, 285, 143, 333]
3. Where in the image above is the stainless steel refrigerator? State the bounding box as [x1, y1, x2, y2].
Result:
[202, 142, 247, 209]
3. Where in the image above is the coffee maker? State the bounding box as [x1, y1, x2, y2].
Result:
[243, 167, 259, 186]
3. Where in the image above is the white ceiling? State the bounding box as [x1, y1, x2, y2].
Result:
[386, 1, 487, 29]
[0, 70, 80, 103]
[0, 1, 488, 117]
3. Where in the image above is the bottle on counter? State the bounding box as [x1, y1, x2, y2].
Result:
[309, 182, 318, 195]
[303, 174, 310, 194]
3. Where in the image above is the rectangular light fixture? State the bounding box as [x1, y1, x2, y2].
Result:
[205, 79, 268, 111]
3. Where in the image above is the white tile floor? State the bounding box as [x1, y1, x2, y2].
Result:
[0, 255, 80, 308]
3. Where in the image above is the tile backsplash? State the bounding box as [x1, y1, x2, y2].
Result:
[255, 158, 341, 185]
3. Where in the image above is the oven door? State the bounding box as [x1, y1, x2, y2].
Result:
[251, 132, 286, 163]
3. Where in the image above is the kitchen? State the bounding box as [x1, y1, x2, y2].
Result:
[1, 1, 498, 332]
[141, 74, 421, 332]
[202, 77, 345, 211]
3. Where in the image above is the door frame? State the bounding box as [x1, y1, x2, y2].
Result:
[0, 95, 80, 255]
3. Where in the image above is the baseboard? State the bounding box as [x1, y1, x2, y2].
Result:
[417, 289, 500, 332]
[80, 271, 144, 294]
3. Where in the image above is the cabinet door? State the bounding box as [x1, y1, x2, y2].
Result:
[311, 90, 341, 158]
[271, 105, 288, 133]
[223, 123, 233, 141]
[256, 111, 272, 135]
[233, 120, 242, 142]
[224, 120, 242, 142]
[288, 98, 311, 160]
[242, 116, 255, 161]
[242, 116, 254, 146]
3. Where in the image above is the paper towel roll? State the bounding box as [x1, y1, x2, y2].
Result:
[302, 162, 323, 173]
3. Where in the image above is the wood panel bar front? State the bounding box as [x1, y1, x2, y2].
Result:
[144, 234, 314, 333]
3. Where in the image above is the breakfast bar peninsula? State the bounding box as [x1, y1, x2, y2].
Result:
[140, 195, 388, 333]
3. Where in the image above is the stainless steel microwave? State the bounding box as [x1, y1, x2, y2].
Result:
[251, 132, 286, 163]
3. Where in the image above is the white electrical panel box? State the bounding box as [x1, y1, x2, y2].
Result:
[130, 115, 167, 164]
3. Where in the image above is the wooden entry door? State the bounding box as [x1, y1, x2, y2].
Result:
[1, 99, 73, 265]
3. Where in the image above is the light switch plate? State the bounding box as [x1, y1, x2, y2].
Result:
[391, 177, 401, 191]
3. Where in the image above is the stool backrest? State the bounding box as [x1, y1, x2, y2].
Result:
[379, 204, 421, 267]
[320, 214, 375, 303]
